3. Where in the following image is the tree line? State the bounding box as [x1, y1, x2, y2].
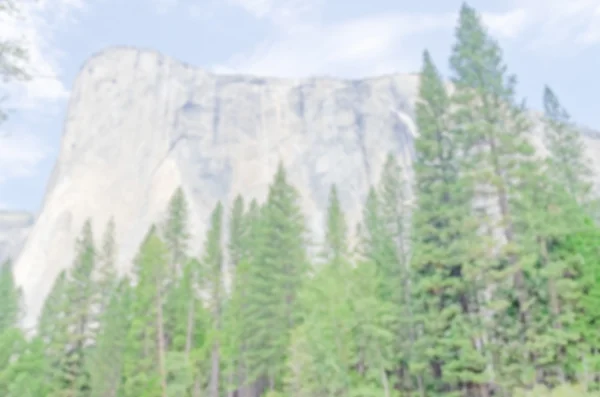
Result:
[1, 3, 600, 397]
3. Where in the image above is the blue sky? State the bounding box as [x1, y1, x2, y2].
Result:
[1, 0, 599, 212]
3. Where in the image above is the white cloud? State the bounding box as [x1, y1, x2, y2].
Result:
[216, 12, 455, 78]
[0, 0, 86, 111]
[0, 131, 49, 184]
[482, 8, 529, 39]
[217, 0, 600, 81]
[0, 0, 82, 196]
[499, 0, 600, 51]
[224, 0, 324, 32]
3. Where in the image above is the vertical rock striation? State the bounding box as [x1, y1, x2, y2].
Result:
[12, 47, 600, 327]
[12, 47, 421, 326]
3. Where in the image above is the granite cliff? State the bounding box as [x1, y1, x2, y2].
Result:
[12, 47, 421, 326]
[12, 47, 600, 327]
[0, 211, 33, 266]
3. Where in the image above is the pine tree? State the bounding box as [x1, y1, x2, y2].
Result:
[542, 86, 595, 206]
[323, 184, 348, 264]
[38, 269, 68, 353]
[163, 187, 191, 274]
[0, 260, 26, 395]
[376, 153, 423, 393]
[410, 49, 488, 397]
[53, 219, 98, 397]
[378, 153, 409, 269]
[450, 3, 544, 391]
[287, 183, 354, 396]
[243, 163, 309, 392]
[200, 202, 225, 397]
[0, 336, 50, 397]
[122, 226, 170, 397]
[358, 187, 391, 274]
[284, 323, 320, 397]
[94, 217, 118, 329]
[349, 260, 396, 396]
[290, 261, 356, 397]
[229, 195, 247, 269]
[161, 187, 193, 365]
[0, 260, 21, 332]
[222, 198, 264, 396]
[88, 278, 132, 397]
[516, 86, 595, 386]
[560, 218, 600, 390]
[532, 95, 598, 382]
[0, 0, 29, 123]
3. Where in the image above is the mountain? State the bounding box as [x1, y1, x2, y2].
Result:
[12, 47, 600, 327]
[12, 47, 423, 327]
[0, 211, 33, 265]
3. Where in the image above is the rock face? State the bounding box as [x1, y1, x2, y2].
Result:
[12, 47, 421, 327]
[12, 47, 600, 327]
[0, 211, 33, 265]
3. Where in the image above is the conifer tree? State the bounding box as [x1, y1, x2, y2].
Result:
[53, 219, 98, 397]
[410, 49, 488, 397]
[0, 260, 25, 395]
[543, 86, 594, 205]
[222, 198, 264, 396]
[287, 183, 354, 396]
[284, 324, 320, 397]
[200, 202, 225, 397]
[163, 187, 191, 274]
[450, 4, 543, 391]
[88, 278, 132, 397]
[0, 260, 20, 331]
[0, 336, 50, 397]
[527, 86, 600, 385]
[38, 270, 68, 356]
[95, 217, 118, 323]
[349, 260, 396, 396]
[378, 153, 409, 269]
[323, 184, 347, 264]
[243, 163, 308, 392]
[122, 226, 170, 397]
[161, 187, 193, 360]
[229, 195, 247, 269]
[9, 4, 600, 396]
[358, 187, 391, 273]
[290, 261, 356, 397]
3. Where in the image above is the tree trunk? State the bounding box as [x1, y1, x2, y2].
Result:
[156, 281, 168, 397]
[185, 296, 196, 360]
[381, 368, 390, 397]
[209, 343, 220, 397]
[192, 373, 203, 397]
[540, 236, 566, 384]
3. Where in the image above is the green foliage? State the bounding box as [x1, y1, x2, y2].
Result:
[323, 184, 348, 264]
[0, 260, 21, 332]
[88, 279, 132, 397]
[516, 384, 600, 397]
[0, 0, 30, 122]
[239, 163, 309, 391]
[5, 4, 600, 397]
[163, 187, 191, 271]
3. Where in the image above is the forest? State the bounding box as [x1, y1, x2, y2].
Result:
[1, 3, 600, 397]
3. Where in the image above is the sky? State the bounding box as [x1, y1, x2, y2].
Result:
[0, 0, 599, 213]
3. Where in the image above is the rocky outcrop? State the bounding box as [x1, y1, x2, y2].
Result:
[12, 46, 600, 328]
[12, 47, 421, 327]
[0, 211, 33, 266]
